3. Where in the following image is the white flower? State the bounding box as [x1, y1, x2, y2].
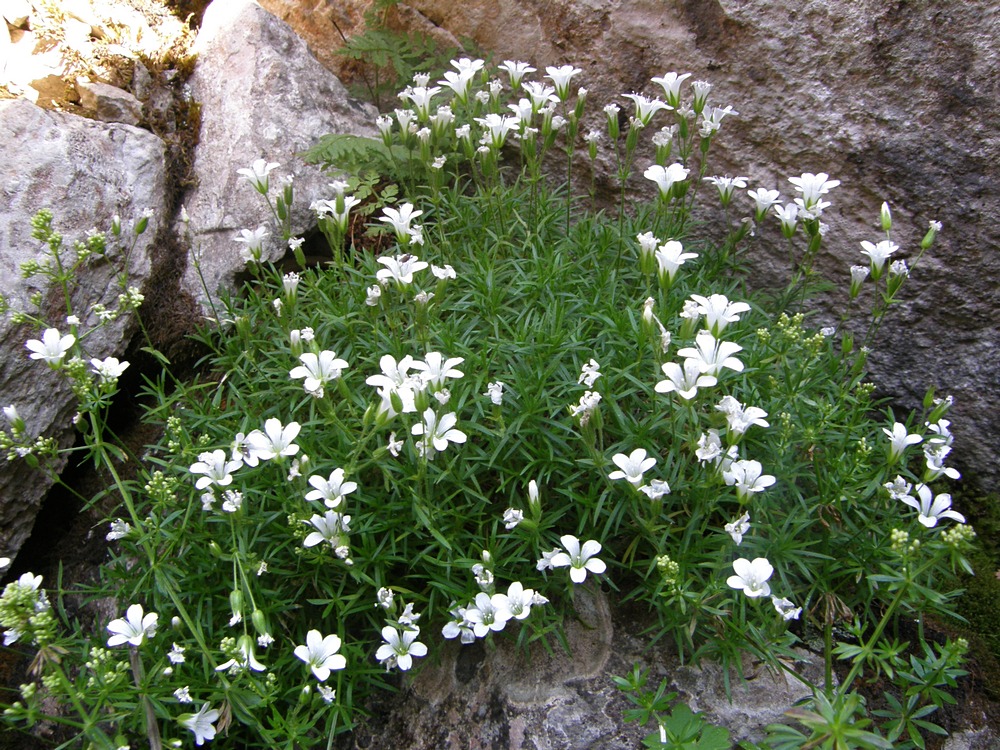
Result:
[502, 508, 524, 530]
[727, 557, 773, 598]
[376, 254, 429, 286]
[168, 643, 186, 664]
[725, 513, 750, 545]
[366, 285, 382, 306]
[636, 232, 660, 260]
[91, 357, 130, 381]
[431, 264, 457, 280]
[704, 175, 748, 205]
[773, 203, 799, 235]
[244, 418, 301, 465]
[860, 239, 899, 273]
[174, 686, 193, 703]
[723, 459, 776, 499]
[484, 381, 504, 405]
[747, 188, 781, 218]
[294, 630, 347, 681]
[700, 105, 737, 136]
[654, 359, 717, 401]
[689, 293, 751, 335]
[25, 329, 75, 367]
[926, 419, 953, 448]
[289, 351, 349, 397]
[644, 163, 690, 199]
[884, 476, 914, 502]
[376, 587, 394, 610]
[234, 225, 269, 262]
[569, 390, 602, 425]
[475, 113, 520, 149]
[379, 203, 423, 241]
[411, 408, 466, 458]
[608, 448, 656, 486]
[402, 85, 441, 119]
[676, 330, 744, 377]
[376, 625, 427, 671]
[788, 172, 840, 213]
[303, 510, 351, 548]
[638, 479, 671, 500]
[442, 606, 477, 644]
[498, 60, 536, 88]
[716, 396, 769, 437]
[622, 93, 669, 125]
[902, 484, 965, 528]
[544, 64, 582, 99]
[524, 81, 559, 112]
[106, 519, 131, 541]
[107, 603, 158, 647]
[387, 432, 404, 457]
[189, 450, 241, 490]
[465, 592, 513, 637]
[536, 547, 562, 571]
[412, 353, 465, 389]
[650, 72, 691, 108]
[505, 581, 536, 620]
[696, 429, 724, 463]
[883, 421, 922, 463]
[578, 358, 602, 387]
[472, 563, 494, 590]
[215, 637, 266, 673]
[772, 596, 802, 621]
[237, 159, 280, 192]
[923, 442, 961, 481]
[550, 534, 607, 584]
[850, 265, 870, 296]
[305, 469, 357, 509]
[179, 703, 220, 746]
[221, 490, 242, 512]
[654, 240, 698, 284]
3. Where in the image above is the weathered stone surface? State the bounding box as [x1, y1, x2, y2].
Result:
[75, 79, 143, 126]
[178, 0, 377, 310]
[340, 590, 840, 749]
[0, 99, 166, 563]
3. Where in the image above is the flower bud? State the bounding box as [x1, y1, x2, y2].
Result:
[921, 220, 942, 250]
[251, 609, 268, 635]
[527, 479, 541, 519]
[849, 265, 869, 299]
[880, 201, 892, 232]
[3, 405, 25, 434]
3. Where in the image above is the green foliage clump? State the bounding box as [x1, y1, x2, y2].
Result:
[0, 53, 974, 750]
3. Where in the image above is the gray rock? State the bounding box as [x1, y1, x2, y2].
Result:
[178, 0, 377, 311]
[0, 99, 166, 563]
[76, 80, 143, 126]
[340, 589, 838, 749]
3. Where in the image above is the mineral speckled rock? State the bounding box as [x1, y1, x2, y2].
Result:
[0, 99, 166, 563]
[178, 0, 377, 310]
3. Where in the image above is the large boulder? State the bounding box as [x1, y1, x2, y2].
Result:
[0, 98, 166, 563]
[341, 589, 826, 749]
[179, 0, 378, 310]
[265, 0, 999, 494]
